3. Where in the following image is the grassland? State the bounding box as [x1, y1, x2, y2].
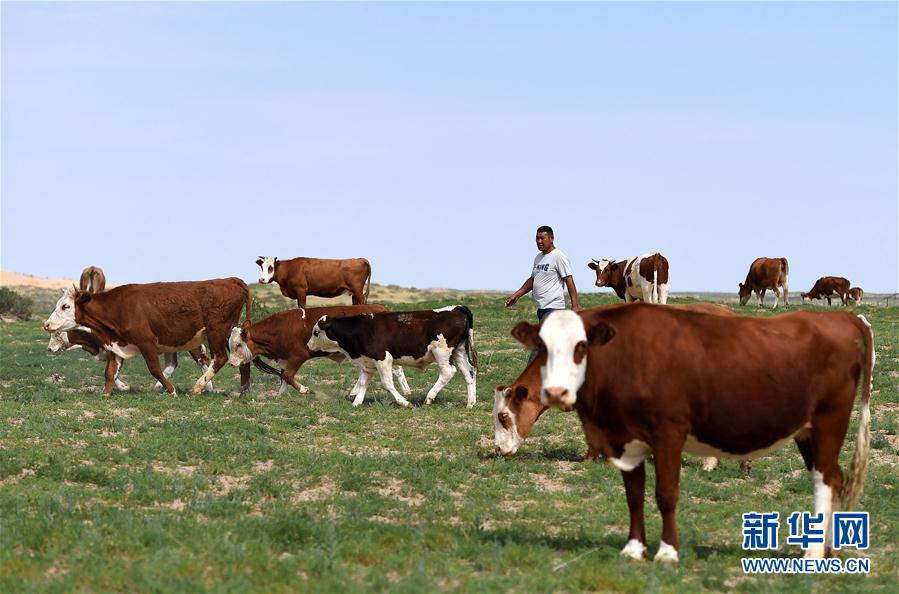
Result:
[1, 285, 896, 592]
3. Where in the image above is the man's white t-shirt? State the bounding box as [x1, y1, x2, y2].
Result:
[531, 249, 573, 310]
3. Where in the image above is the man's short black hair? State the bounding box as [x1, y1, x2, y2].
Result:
[536, 225, 554, 238]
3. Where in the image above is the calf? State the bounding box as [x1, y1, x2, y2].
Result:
[43, 278, 251, 395]
[512, 306, 873, 563]
[802, 276, 851, 306]
[307, 306, 477, 408]
[227, 304, 410, 396]
[256, 256, 371, 307]
[588, 253, 669, 304]
[79, 266, 106, 294]
[850, 287, 864, 305]
[47, 329, 212, 394]
[738, 257, 790, 308]
[494, 302, 742, 474]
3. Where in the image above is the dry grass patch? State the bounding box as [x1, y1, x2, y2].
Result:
[376, 478, 425, 507]
[291, 479, 338, 502]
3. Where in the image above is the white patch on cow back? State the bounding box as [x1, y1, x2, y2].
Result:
[537, 310, 587, 408]
[257, 256, 276, 284]
[432, 305, 457, 313]
[493, 387, 522, 456]
[609, 440, 651, 472]
[620, 538, 646, 560]
[654, 541, 679, 563]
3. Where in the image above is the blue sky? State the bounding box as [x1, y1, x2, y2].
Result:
[2, 1, 896, 293]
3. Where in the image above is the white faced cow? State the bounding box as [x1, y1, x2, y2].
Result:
[588, 253, 669, 304]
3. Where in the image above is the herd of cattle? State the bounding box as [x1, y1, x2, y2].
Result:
[38, 253, 876, 563]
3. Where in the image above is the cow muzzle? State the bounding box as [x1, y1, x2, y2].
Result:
[542, 386, 573, 408]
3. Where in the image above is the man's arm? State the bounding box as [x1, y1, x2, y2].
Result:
[505, 277, 534, 308]
[564, 276, 580, 311]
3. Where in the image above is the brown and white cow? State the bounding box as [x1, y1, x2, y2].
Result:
[48, 329, 212, 394]
[43, 278, 251, 395]
[227, 304, 410, 397]
[801, 276, 851, 306]
[738, 257, 790, 308]
[850, 287, 864, 305]
[588, 253, 669, 304]
[494, 303, 742, 474]
[256, 256, 371, 308]
[307, 306, 477, 408]
[79, 266, 106, 294]
[512, 306, 873, 563]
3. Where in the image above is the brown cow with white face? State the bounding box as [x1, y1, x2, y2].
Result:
[512, 306, 873, 563]
[256, 256, 371, 308]
[738, 257, 789, 308]
[43, 278, 251, 395]
[801, 276, 851, 306]
[79, 266, 106, 294]
[588, 253, 669, 304]
[849, 287, 864, 305]
[494, 302, 742, 473]
[227, 304, 410, 397]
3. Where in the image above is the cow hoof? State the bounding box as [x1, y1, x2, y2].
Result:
[653, 542, 679, 563]
[803, 545, 826, 560]
[424, 398, 434, 406]
[466, 401, 476, 409]
[155, 381, 165, 393]
[298, 385, 311, 394]
[397, 400, 413, 409]
[620, 539, 646, 561]
[204, 382, 215, 393]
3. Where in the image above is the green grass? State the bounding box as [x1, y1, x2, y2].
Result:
[1, 288, 896, 592]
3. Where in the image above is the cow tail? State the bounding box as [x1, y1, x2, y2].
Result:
[252, 356, 282, 378]
[842, 314, 875, 511]
[456, 305, 478, 370]
[364, 260, 372, 303]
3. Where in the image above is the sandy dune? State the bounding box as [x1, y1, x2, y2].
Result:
[1, 269, 79, 289]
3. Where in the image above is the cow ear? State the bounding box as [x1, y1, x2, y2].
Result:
[586, 321, 615, 346]
[738, 282, 743, 288]
[75, 291, 91, 305]
[512, 384, 529, 403]
[240, 328, 248, 340]
[511, 321, 540, 348]
[255, 258, 263, 267]
[587, 261, 597, 271]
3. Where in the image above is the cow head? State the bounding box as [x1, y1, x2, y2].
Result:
[493, 358, 546, 455]
[738, 282, 753, 305]
[228, 326, 255, 367]
[256, 256, 278, 284]
[306, 316, 340, 353]
[800, 292, 812, 303]
[47, 330, 72, 353]
[588, 259, 614, 288]
[43, 288, 82, 333]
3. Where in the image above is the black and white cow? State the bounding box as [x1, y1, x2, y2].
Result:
[306, 306, 477, 408]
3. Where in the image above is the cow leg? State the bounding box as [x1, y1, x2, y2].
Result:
[155, 353, 178, 392]
[391, 367, 412, 396]
[641, 282, 654, 304]
[280, 361, 309, 395]
[658, 283, 669, 305]
[424, 348, 457, 406]
[351, 289, 363, 305]
[759, 289, 767, 307]
[103, 355, 125, 395]
[374, 357, 412, 408]
[452, 346, 478, 408]
[239, 362, 250, 394]
[771, 286, 781, 309]
[782, 280, 790, 308]
[805, 410, 852, 558]
[141, 347, 176, 394]
[620, 463, 648, 560]
[295, 289, 307, 309]
[188, 347, 214, 392]
[351, 367, 374, 407]
[192, 352, 227, 395]
[349, 369, 365, 397]
[651, 440, 684, 563]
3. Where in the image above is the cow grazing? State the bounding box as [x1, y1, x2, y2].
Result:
[307, 306, 477, 408]
[227, 304, 410, 396]
[48, 329, 213, 394]
[494, 303, 739, 471]
[256, 256, 371, 308]
[801, 276, 851, 306]
[79, 266, 106, 294]
[43, 278, 252, 395]
[512, 306, 874, 563]
[738, 257, 790, 308]
[850, 287, 864, 305]
[588, 253, 669, 304]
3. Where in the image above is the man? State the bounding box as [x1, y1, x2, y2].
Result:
[505, 226, 580, 361]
